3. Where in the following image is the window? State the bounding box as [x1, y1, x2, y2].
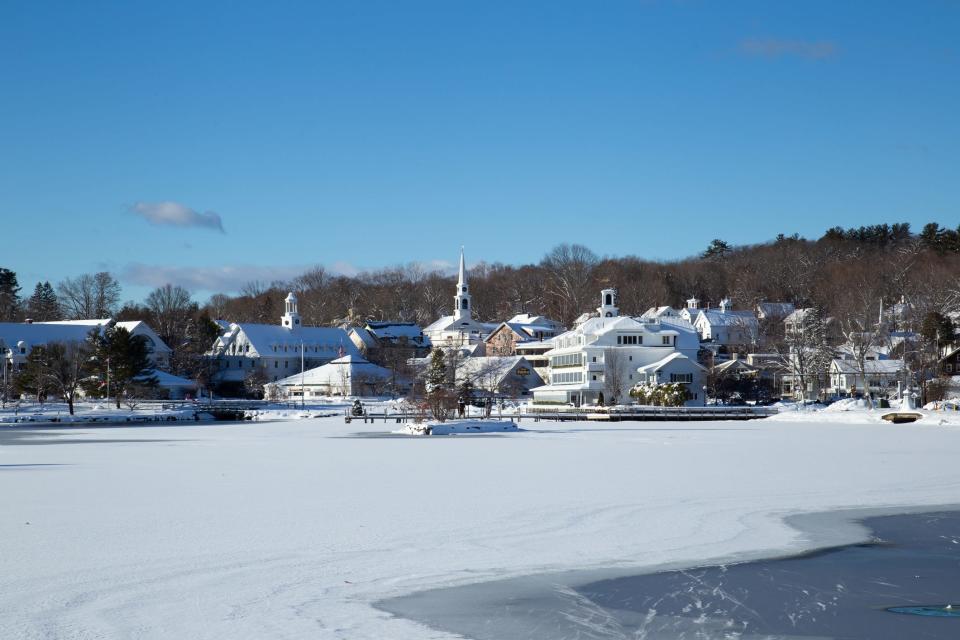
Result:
[552, 371, 583, 384]
[550, 353, 583, 368]
[669, 373, 693, 383]
[275, 361, 278, 368]
[662, 336, 671, 345]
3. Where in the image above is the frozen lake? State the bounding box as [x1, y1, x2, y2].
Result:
[381, 509, 960, 639]
[3, 414, 960, 638]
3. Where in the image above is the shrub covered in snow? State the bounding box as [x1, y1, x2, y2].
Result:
[629, 382, 689, 407]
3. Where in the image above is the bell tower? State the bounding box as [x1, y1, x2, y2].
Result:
[598, 288, 619, 318]
[281, 292, 301, 330]
[453, 247, 472, 321]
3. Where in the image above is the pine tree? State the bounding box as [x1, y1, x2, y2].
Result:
[0, 267, 21, 321]
[85, 326, 158, 408]
[424, 349, 450, 421]
[26, 281, 61, 321]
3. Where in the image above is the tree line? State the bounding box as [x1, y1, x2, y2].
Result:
[2, 220, 959, 401]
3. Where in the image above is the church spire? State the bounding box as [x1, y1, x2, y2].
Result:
[457, 246, 467, 287]
[453, 246, 471, 321]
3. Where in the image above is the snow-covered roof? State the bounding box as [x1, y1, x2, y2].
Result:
[485, 321, 558, 344]
[147, 370, 198, 389]
[640, 306, 678, 320]
[349, 327, 378, 349]
[424, 315, 498, 335]
[114, 321, 173, 354]
[505, 313, 562, 329]
[695, 309, 759, 328]
[365, 321, 428, 343]
[831, 359, 905, 375]
[756, 302, 796, 319]
[0, 322, 102, 351]
[712, 358, 758, 375]
[637, 352, 705, 374]
[220, 323, 360, 358]
[455, 356, 543, 388]
[272, 354, 390, 387]
[515, 338, 555, 352]
[38, 319, 111, 326]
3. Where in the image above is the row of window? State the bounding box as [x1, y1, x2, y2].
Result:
[223, 359, 295, 369]
[669, 373, 693, 383]
[550, 353, 583, 368]
[552, 371, 583, 384]
[614, 335, 674, 346]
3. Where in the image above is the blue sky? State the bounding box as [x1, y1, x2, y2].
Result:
[1, 0, 957, 301]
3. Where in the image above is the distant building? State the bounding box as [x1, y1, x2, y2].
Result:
[209, 292, 360, 385]
[691, 298, 759, 347]
[423, 248, 498, 347]
[0, 318, 183, 398]
[640, 306, 681, 321]
[828, 358, 906, 397]
[531, 289, 704, 406]
[756, 302, 796, 322]
[267, 354, 395, 398]
[455, 355, 545, 397]
[349, 321, 431, 361]
[484, 313, 563, 357]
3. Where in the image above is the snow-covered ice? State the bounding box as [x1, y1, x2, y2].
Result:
[395, 419, 519, 435]
[3, 413, 960, 638]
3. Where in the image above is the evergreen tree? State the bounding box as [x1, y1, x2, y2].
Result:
[16, 345, 50, 403]
[424, 349, 450, 421]
[701, 239, 731, 260]
[85, 326, 158, 408]
[26, 281, 61, 321]
[0, 267, 21, 321]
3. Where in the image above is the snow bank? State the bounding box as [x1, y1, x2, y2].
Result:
[5, 416, 960, 639]
[396, 420, 519, 435]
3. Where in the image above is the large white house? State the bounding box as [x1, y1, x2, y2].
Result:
[423, 248, 498, 347]
[531, 289, 704, 406]
[691, 299, 759, 347]
[209, 292, 360, 384]
[1, 319, 172, 370]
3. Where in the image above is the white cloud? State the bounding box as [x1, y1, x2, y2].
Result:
[121, 264, 305, 293]
[739, 38, 838, 60]
[129, 201, 225, 232]
[121, 259, 456, 294]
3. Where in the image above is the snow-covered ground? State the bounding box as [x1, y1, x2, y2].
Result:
[4, 413, 960, 639]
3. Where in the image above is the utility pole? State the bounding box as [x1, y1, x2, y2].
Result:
[300, 340, 305, 410]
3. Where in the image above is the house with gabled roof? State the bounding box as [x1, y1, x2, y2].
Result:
[209, 292, 360, 385]
[692, 298, 759, 348]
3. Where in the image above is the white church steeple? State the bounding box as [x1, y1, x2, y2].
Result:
[598, 288, 619, 318]
[281, 291, 301, 330]
[454, 247, 472, 321]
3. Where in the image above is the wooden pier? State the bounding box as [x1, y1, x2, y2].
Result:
[344, 405, 777, 424]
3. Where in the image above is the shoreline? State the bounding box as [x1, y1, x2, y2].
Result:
[377, 503, 960, 639]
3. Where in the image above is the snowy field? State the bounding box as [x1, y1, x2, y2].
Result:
[4, 412, 960, 639]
